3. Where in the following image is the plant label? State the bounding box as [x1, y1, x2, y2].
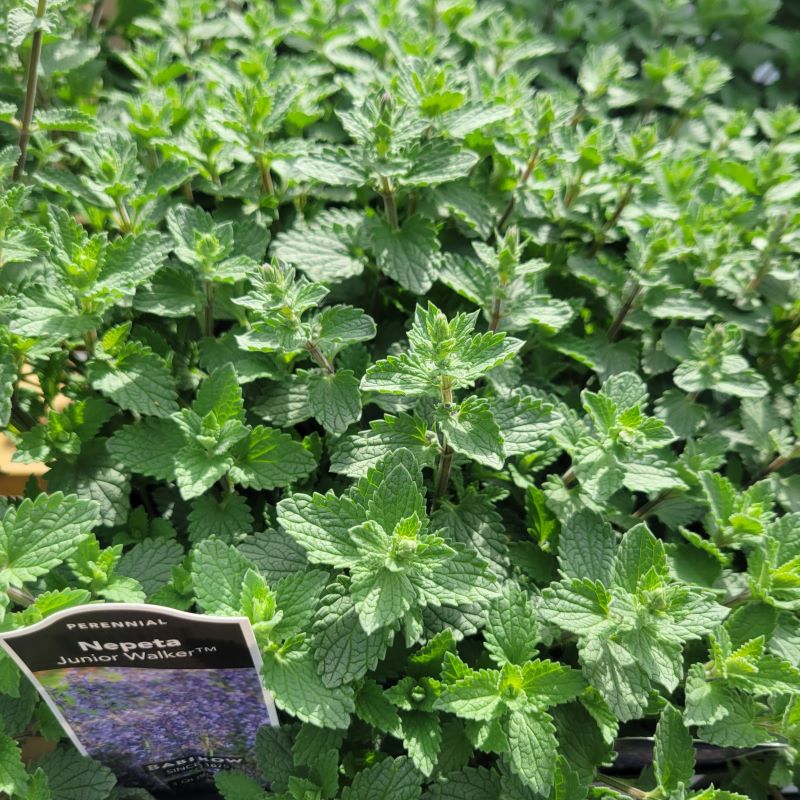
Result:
[0, 603, 278, 795]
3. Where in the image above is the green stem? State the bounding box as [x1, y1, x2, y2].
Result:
[434, 380, 454, 500]
[747, 215, 787, 293]
[596, 775, 651, 800]
[380, 175, 399, 230]
[258, 157, 275, 196]
[561, 466, 576, 487]
[632, 489, 676, 519]
[115, 197, 133, 233]
[748, 443, 800, 486]
[305, 341, 335, 374]
[607, 282, 642, 341]
[203, 280, 214, 337]
[90, 0, 104, 28]
[496, 148, 539, 234]
[7, 587, 35, 607]
[488, 297, 502, 333]
[564, 171, 583, 208]
[724, 588, 752, 608]
[13, 0, 47, 182]
[590, 183, 634, 256]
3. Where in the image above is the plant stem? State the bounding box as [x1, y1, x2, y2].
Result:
[258, 157, 275, 195]
[434, 380, 454, 500]
[561, 466, 576, 486]
[203, 280, 214, 337]
[607, 282, 642, 341]
[724, 588, 752, 608]
[590, 183, 634, 256]
[90, 0, 104, 28]
[489, 297, 502, 333]
[564, 170, 583, 208]
[7, 587, 35, 607]
[496, 149, 539, 233]
[748, 443, 800, 486]
[596, 774, 650, 799]
[632, 489, 676, 519]
[305, 341, 335, 374]
[115, 197, 133, 232]
[380, 175, 399, 230]
[13, 0, 47, 182]
[747, 215, 787, 293]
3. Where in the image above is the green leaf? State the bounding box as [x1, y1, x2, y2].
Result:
[399, 710, 442, 776]
[89, 348, 178, 418]
[308, 369, 362, 434]
[37, 748, 116, 800]
[230, 425, 316, 490]
[557, 510, 616, 584]
[341, 757, 423, 800]
[613, 523, 668, 592]
[483, 586, 540, 666]
[272, 569, 328, 640]
[0, 733, 26, 796]
[362, 304, 522, 396]
[437, 397, 504, 469]
[521, 661, 586, 709]
[188, 492, 254, 543]
[272, 208, 366, 282]
[331, 413, 437, 478]
[0, 354, 15, 429]
[654, 705, 695, 795]
[261, 646, 355, 729]
[277, 492, 364, 568]
[402, 141, 479, 186]
[191, 539, 253, 615]
[351, 565, 415, 633]
[506, 710, 558, 796]
[436, 669, 502, 721]
[423, 767, 501, 800]
[313, 583, 393, 687]
[368, 216, 439, 295]
[215, 770, 268, 800]
[117, 538, 184, 598]
[194, 364, 244, 424]
[0, 493, 99, 586]
[538, 579, 612, 636]
[107, 418, 183, 481]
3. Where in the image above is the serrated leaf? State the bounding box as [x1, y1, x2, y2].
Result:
[654, 705, 695, 794]
[0, 493, 98, 586]
[191, 539, 253, 615]
[261, 647, 354, 729]
[341, 757, 423, 800]
[313, 585, 393, 687]
[558, 510, 616, 584]
[229, 425, 316, 489]
[107, 418, 184, 481]
[89, 350, 178, 418]
[506, 710, 557, 796]
[0, 733, 26, 795]
[368, 215, 439, 295]
[37, 748, 116, 800]
[437, 397, 504, 469]
[117, 538, 184, 598]
[308, 369, 362, 434]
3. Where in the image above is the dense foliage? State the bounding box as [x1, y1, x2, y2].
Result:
[1, 0, 800, 798]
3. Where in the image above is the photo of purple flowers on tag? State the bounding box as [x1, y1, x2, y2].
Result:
[37, 666, 271, 792]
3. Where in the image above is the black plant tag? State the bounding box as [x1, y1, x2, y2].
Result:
[0, 603, 277, 795]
